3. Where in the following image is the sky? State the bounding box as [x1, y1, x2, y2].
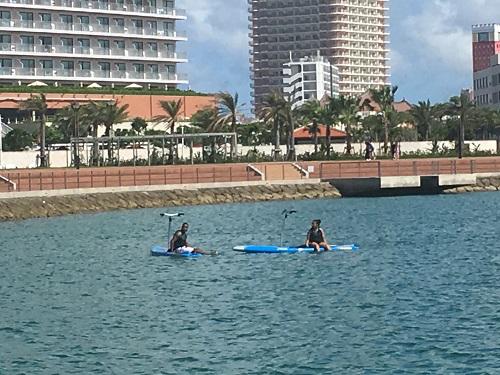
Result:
[177, 0, 500, 109]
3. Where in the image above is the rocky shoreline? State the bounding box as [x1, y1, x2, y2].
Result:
[0, 183, 342, 221]
[443, 177, 500, 194]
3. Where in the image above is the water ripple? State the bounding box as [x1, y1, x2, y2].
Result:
[0, 193, 499, 373]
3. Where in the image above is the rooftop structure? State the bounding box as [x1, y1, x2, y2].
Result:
[0, 0, 188, 88]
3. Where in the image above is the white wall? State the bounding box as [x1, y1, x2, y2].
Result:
[1, 141, 498, 169]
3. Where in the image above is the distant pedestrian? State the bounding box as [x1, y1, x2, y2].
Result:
[364, 141, 375, 160]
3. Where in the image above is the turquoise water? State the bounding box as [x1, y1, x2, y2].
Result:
[1, 193, 500, 374]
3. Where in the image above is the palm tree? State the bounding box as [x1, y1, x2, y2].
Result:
[410, 100, 435, 141]
[281, 97, 298, 161]
[319, 101, 337, 157]
[19, 94, 48, 167]
[335, 95, 359, 155]
[97, 102, 129, 160]
[52, 104, 90, 141]
[190, 107, 219, 162]
[153, 99, 183, 163]
[215, 92, 243, 159]
[258, 90, 286, 160]
[299, 100, 322, 154]
[370, 85, 398, 154]
[448, 93, 475, 159]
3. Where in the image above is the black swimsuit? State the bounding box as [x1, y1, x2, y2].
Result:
[308, 228, 324, 243]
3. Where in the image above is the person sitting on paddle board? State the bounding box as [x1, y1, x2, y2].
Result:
[170, 222, 210, 255]
[305, 219, 331, 252]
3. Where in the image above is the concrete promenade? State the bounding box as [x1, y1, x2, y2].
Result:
[1, 157, 500, 196]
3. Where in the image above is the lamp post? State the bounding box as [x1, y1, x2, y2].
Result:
[457, 102, 463, 160]
[71, 102, 80, 169]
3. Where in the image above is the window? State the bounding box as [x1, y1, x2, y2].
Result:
[79, 61, 91, 70]
[132, 19, 143, 28]
[98, 62, 110, 70]
[0, 58, 12, 68]
[114, 40, 125, 49]
[60, 14, 73, 23]
[0, 34, 11, 45]
[61, 60, 74, 70]
[132, 41, 143, 50]
[133, 63, 144, 72]
[40, 13, 51, 22]
[98, 39, 109, 49]
[20, 59, 35, 68]
[478, 32, 489, 42]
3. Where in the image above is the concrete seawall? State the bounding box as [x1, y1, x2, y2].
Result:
[443, 176, 500, 194]
[0, 182, 341, 222]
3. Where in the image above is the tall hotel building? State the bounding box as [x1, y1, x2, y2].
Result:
[0, 0, 187, 87]
[249, 0, 390, 110]
[472, 24, 500, 108]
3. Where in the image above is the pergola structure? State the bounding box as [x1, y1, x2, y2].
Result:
[70, 132, 238, 167]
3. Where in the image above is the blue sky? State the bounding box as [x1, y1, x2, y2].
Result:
[178, 0, 500, 108]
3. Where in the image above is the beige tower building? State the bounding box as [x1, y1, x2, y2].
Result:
[249, 0, 390, 110]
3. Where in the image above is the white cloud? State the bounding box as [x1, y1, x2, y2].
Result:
[179, 0, 248, 55]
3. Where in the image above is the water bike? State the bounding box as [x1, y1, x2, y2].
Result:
[233, 209, 360, 254]
[151, 212, 204, 258]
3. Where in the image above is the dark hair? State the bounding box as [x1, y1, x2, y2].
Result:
[312, 219, 321, 226]
[182, 222, 189, 227]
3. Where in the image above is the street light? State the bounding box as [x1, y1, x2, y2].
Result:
[71, 102, 80, 169]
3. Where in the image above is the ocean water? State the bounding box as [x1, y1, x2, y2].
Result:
[1, 192, 499, 374]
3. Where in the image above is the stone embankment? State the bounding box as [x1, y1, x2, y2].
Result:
[443, 177, 500, 194]
[0, 183, 341, 221]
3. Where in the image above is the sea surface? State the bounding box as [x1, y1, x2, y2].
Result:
[1, 192, 500, 374]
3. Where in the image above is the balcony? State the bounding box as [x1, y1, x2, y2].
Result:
[112, 70, 127, 79]
[94, 47, 110, 55]
[34, 21, 52, 29]
[0, 43, 11, 51]
[129, 71, 144, 79]
[78, 69, 92, 77]
[0, 67, 12, 75]
[145, 72, 159, 79]
[54, 45, 73, 53]
[128, 49, 144, 57]
[94, 70, 111, 78]
[17, 68, 35, 76]
[38, 68, 54, 76]
[18, 44, 35, 52]
[55, 68, 74, 77]
[111, 48, 126, 56]
[75, 46, 91, 54]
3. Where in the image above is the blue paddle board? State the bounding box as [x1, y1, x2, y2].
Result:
[151, 245, 202, 257]
[232, 244, 359, 254]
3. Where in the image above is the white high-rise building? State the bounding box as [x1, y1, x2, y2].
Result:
[0, 0, 188, 88]
[283, 53, 339, 109]
[249, 0, 390, 110]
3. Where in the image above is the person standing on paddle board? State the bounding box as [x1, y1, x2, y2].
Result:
[170, 223, 212, 255]
[305, 220, 331, 252]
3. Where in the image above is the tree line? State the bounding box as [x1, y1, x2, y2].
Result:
[2, 88, 500, 167]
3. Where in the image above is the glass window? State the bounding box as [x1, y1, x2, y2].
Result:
[40, 13, 51, 22]
[98, 39, 109, 49]
[20, 12, 33, 21]
[40, 60, 53, 69]
[133, 63, 144, 72]
[132, 41, 143, 50]
[20, 35, 34, 44]
[113, 18, 124, 27]
[98, 62, 110, 70]
[60, 14, 73, 23]
[0, 35, 11, 44]
[114, 40, 125, 49]
[0, 11, 11, 20]
[132, 19, 143, 28]
[478, 32, 489, 42]
[115, 62, 125, 71]
[61, 60, 74, 70]
[96, 17, 109, 25]
[79, 61, 91, 70]
[61, 37, 73, 46]
[21, 59, 35, 68]
[78, 15, 89, 24]
[78, 38, 90, 47]
[0, 58, 12, 67]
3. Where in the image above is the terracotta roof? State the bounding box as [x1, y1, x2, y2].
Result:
[294, 125, 346, 139]
[358, 91, 413, 113]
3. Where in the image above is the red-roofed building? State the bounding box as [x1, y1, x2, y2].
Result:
[293, 125, 346, 144]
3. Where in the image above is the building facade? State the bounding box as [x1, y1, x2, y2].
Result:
[0, 0, 187, 88]
[472, 24, 500, 107]
[249, 0, 390, 110]
[283, 53, 339, 109]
